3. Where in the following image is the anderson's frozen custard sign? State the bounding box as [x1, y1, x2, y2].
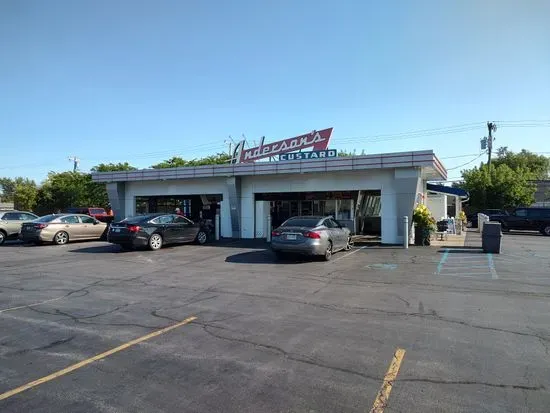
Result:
[233, 128, 334, 163]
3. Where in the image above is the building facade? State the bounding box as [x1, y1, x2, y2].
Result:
[91, 150, 447, 244]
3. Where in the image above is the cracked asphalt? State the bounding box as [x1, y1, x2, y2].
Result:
[0, 232, 549, 412]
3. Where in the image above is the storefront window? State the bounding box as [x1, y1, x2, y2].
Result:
[135, 197, 150, 215]
[336, 199, 353, 220]
[323, 200, 336, 217]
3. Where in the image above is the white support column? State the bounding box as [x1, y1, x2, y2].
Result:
[403, 216, 409, 249]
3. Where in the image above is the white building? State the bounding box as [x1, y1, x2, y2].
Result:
[91, 150, 447, 244]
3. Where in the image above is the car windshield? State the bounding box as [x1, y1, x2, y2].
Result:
[35, 215, 58, 223]
[281, 218, 321, 228]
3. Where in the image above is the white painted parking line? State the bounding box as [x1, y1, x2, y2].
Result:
[488, 253, 498, 279]
[331, 246, 368, 263]
[439, 273, 494, 277]
[436, 248, 499, 279]
[0, 296, 67, 314]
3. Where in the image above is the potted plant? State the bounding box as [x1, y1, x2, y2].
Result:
[412, 204, 436, 246]
[457, 210, 467, 234]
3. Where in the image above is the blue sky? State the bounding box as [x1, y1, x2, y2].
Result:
[1, 0, 549, 183]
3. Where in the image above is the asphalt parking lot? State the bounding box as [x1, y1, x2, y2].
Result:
[1, 232, 549, 413]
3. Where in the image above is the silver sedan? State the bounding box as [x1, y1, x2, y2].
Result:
[271, 216, 352, 261]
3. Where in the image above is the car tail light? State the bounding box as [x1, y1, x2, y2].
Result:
[127, 225, 141, 233]
[271, 230, 281, 237]
[35, 223, 48, 229]
[304, 231, 321, 239]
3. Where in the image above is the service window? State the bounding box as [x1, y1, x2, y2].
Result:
[336, 199, 353, 220]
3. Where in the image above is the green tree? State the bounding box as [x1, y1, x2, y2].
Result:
[0, 178, 14, 201]
[34, 172, 108, 215]
[151, 153, 231, 169]
[493, 147, 549, 179]
[13, 179, 38, 211]
[0, 177, 30, 202]
[462, 163, 536, 210]
[337, 150, 356, 157]
[91, 162, 137, 172]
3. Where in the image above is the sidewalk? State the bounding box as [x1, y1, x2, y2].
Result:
[429, 229, 482, 248]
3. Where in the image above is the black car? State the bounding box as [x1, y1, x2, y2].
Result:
[108, 213, 210, 250]
[491, 207, 550, 235]
[467, 209, 506, 228]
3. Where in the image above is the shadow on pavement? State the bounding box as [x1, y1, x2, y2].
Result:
[1, 241, 33, 247]
[210, 239, 270, 249]
[225, 249, 312, 264]
[438, 248, 484, 254]
[69, 244, 123, 254]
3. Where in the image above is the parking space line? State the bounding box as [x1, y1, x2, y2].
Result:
[0, 296, 67, 314]
[0, 316, 197, 401]
[436, 249, 449, 274]
[331, 245, 368, 263]
[438, 272, 493, 277]
[370, 348, 406, 413]
[487, 253, 498, 279]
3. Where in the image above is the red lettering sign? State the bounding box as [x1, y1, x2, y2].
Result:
[234, 128, 333, 163]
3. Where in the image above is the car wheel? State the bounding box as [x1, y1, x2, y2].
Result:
[542, 225, 550, 236]
[345, 236, 353, 251]
[499, 222, 510, 232]
[0, 230, 6, 245]
[323, 242, 333, 261]
[53, 231, 69, 245]
[196, 230, 208, 245]
[148, 233, 163, 250]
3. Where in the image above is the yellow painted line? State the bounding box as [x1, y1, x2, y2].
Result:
[0, 316, 197, 401]
[369, 348, 406, 413]
[0, 296, 67, 314]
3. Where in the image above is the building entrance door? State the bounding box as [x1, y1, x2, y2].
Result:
[300, 201, 313, 216]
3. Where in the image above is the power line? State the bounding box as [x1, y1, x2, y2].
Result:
[446, 153, 485, 171]
[440, 153, 482, 160]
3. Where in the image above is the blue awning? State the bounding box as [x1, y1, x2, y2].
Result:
[427, 183, 468, 198]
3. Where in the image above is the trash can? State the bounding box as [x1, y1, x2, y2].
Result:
[482, 222, 502, 253]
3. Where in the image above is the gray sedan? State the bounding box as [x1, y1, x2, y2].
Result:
[271, 216, 352, 261]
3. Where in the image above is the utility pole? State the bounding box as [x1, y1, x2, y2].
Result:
[68, 156, 80, 172]
[487, 122, 497, 167]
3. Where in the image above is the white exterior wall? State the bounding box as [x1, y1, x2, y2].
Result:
[426, 193, 448, 220]
[124, 178, 234, 238]
[240, 169, 414, 244]
[254, 201, 270, 238]
[114, 168, 426, 244]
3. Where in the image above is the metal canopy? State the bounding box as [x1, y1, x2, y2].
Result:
[427, 183, 468, 198]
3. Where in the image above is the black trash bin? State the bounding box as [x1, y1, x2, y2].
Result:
[482, 222, 502, 253]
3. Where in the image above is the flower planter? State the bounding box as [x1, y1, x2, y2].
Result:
[414, 226, 431, 246]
